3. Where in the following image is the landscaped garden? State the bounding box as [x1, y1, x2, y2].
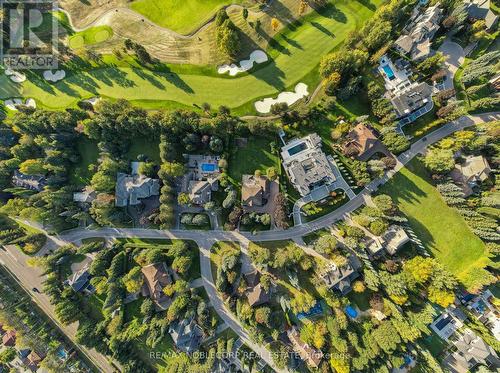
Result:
[379, 159, 491, 291]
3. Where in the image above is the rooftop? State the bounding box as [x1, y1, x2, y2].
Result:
[391, 82, 433, 118]
[241, 175, 270, 208]
[115, 173, 160, 207]
[141, 262, 172, 310]
[281, 134, 336, 197]
[287, 327, 323, 368]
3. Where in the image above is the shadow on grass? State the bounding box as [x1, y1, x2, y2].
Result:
[252, 59, 286, 91]
[356, 0, 376, 11]
[310, 21, 335, 37]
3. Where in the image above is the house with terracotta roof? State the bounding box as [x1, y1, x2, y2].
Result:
[244, 270, 270, 307]
[450, 155, 491, 196]
[241, 175, 270, 209]
[25, 351, 45, 372]
[2, 330, 16, 346]
[287, 327, 323, 368]
[343, 124, 389, 161]
[141, 262, 172, 310]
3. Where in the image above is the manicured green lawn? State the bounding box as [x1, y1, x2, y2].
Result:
[229, 136, 280, 182]
[127, 137, 161, 164]
[4, 0, 383, 114]
[130, 0, 242, 34]
[70, 137, 99, 186]
[68, 26, 113, 49]
[380, 159, 490, 291]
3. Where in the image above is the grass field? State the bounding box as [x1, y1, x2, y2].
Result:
[229, 136, 280, 182]
[1, 0, 383, 114]
[379, 159, 490, 291]
[68, 26, 113, 49]
[70, 137, 99, 186]
[130, 0, 242, 34]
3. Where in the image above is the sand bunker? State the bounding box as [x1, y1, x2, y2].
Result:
[44, 70, 66, 82]
[83, 97, 101, 106]
[3, 98, 36, 111]
[254, 83, 309, 114]
[9, 71, 26, 83]
[218, 50, 268, 76]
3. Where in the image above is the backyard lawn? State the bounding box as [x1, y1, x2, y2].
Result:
[229, 136, 280, 182]
[2, 0, 383, 113]
[70, 137, 99, 186]
[380, 159, 490, 291]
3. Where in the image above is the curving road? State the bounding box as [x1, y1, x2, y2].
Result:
[3, 112, 498, 372]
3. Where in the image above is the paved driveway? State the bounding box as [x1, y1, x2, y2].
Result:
[438, 40, 465, 90]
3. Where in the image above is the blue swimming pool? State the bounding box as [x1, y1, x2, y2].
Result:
[382, 64, 395, 80]
[201, 163, 217, 172]
[287, 142, 307, 156]
[345, 305, 358, 318]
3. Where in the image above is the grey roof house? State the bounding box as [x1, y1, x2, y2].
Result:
[449, 155, 491, 197]
[181, 155, 220, 205]
[394, 4, 442, 61]
[67, 266, 95, 294]
[281, 133, 337, 197]
[391, 82, 433, 120]
[245, 270, 271, 307]
[12, 171, 46, 192]
[430, 306, 466, 341]
[465, 0, 499, 30]
[444, 329, 500, 373]
[168, 317, 203, 354]
[317, 256, 361, 294]
[115, 173, 160, 207]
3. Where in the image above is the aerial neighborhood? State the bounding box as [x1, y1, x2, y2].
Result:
[0, 0, 499, 372]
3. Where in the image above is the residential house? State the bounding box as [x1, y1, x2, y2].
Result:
[73, 187, 97, 204]
[382, 225, 410, 255]
[244, 270, 270, 307]
[25, 351, 45, 372]
[2, 330, 16, 346]
[430, 306, 467, 341]
[391, 82, 434, 124]
[450, 155, 491, 197]
[12, 171, 46, 192]
[464, 0, 499, 30]
[67, 266, 95, 294]
[141, 262, 172, 310]
[241, 175, 270, 209]
[317, 256, 361, 295]
[393, 5, 442, 61]
[168, 317, 203, 354]
[466, 289, 500, 341]
[181, 155, 220, 206]
[444, 329, 500, 372]
[287, 327, 323, 368]
[281, 133, 337, 199]
[343, 124, 389, 161]
[115, 172, 160, 207]
[490, 74, 500, 91]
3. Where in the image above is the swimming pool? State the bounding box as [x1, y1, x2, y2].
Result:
[201, 163, 217, 172]
[345, 305, 358, 318]
[382, 64, 395, 80]
[287, 142, 307, 156]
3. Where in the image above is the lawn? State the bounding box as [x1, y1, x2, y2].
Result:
[3, 0, 383, 114]
[130, 0, 242, 34]
[229, 136, 280, 182]
[379, 159, 490, 291]
[68, 26, 113, 49]
[127, 137, 161, 164]
[70, 137, 99, 186]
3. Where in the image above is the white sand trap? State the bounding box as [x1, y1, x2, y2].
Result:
[10, 72, 26, 83]
[84, 97, 101, 106]
[25, 98, 36, 108]
[4, 69, 14, 76]
[254, 83, 309, 114]
[218, 50, 268, 76]
[43, 70, 66, 82]
[3, 98, 36, 111]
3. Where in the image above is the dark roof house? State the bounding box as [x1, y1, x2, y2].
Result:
[168, 317, 203, 354]
[67, 266, 94, 293]
[25, 351, 45, 372]
[391, 82, 433, 119]
[318, 256, 361, 295]
[244, 270, 270, 307]
[241, 175, 270, 208]
[12, 171, 46, 192]
[115, 173, 160, 207]
[444, 329, 500, 373]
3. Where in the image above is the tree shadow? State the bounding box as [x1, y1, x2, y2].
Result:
[267, 1, 300, 30]
[131, 67, 166, 90]
[251, 59, 286, 91]
[268, 38, 290, 56]
[356, 0, 376, 11]
[282, 35, 303, 50]
[317, 3, 347, 24]
[310, 21, 335, 37]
